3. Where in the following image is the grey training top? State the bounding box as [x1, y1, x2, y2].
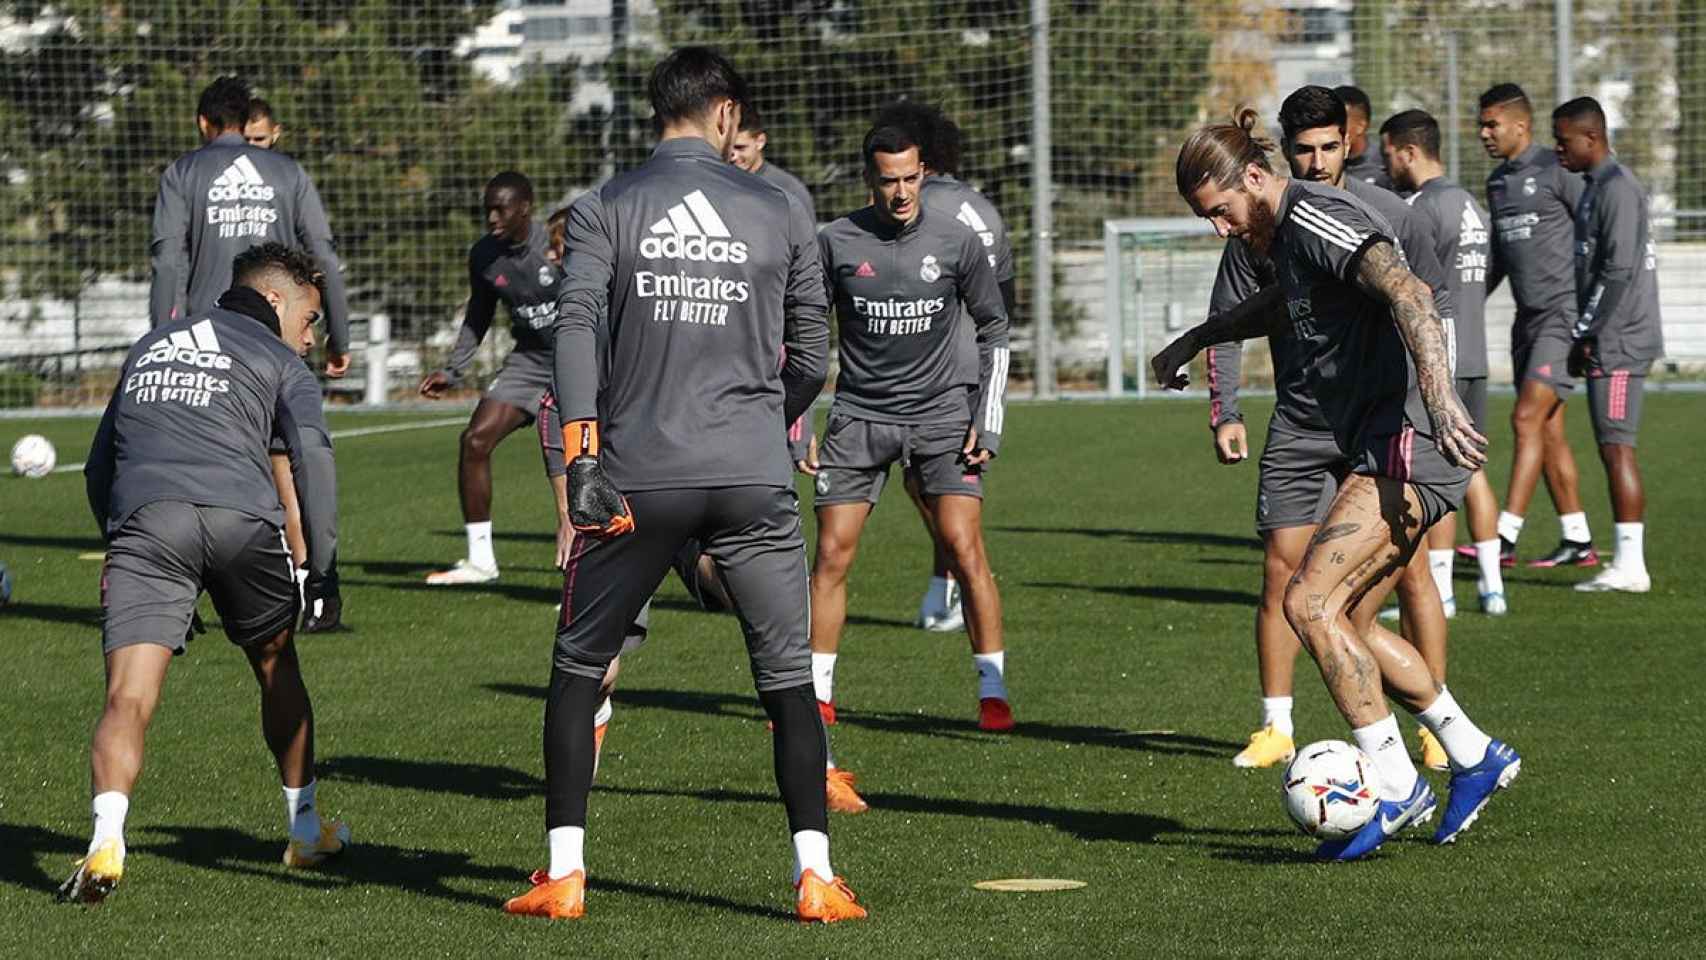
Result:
[85, 302, 338, 583]
[148, 133, 352, 355]
[443, 220, 562, 382]
[1208, 175, 1449, 432]
[1486, 143, 1585, 325]
[1407, 176, 1492, 378]
[756, 161, 817, 224]
[1345, 139, 1396, 194]
[1573, 158, 1665, 369]
[818, 204, 1012, 453]
[1271, 180, 1431, 453]
[553, 137, 829, 491]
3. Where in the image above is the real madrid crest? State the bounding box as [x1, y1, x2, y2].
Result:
[919, 254, 940, 283]
[1522, 176, 1537, 196]
[539, 265, 557, 286]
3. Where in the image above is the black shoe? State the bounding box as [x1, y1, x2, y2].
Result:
[1527, 539, 1600, 569]
[301, 595, 343, 633]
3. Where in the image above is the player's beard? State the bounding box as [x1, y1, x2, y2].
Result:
[1244, 190, 1278, 257]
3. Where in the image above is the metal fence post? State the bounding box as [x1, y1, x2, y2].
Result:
[1030, 0, 1055, 399]
[1557, 0, 1573, 101]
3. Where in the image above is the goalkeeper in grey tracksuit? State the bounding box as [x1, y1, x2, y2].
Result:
[803, 123, 1014, 745]
[500, 47, 864, 924]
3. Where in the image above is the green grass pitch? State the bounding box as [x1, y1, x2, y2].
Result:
[2, 397, 1703, 956]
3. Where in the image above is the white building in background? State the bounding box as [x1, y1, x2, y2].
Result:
[463, 0, 661, 113]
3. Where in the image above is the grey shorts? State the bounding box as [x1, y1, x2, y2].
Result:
[555, 486, 810, 692]
[1512, 317, 1576, 395]
[486, 348, 554, 415]
[1586, 369, 1646, 447]
[101, 501, 299, 654]
[1454, 377, 1489, 436]
[1256, 420, 1342, 532]
[812, 413, 984, 507]
[1349, 425, 1473, 529]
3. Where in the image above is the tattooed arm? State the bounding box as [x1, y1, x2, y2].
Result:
[1352, 241, 1488, 469]
[1149, 285, 1286, 389]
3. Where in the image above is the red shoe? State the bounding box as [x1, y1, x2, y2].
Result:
[796, 869, 867, 923]
[503, 869, 586, 919]
[978, 697, 1015, 732]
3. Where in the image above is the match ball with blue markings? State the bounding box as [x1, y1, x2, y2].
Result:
[1283, 740, 1381, 839]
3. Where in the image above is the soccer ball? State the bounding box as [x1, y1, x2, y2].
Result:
[10, 434, 56, 478]
[1282, 739, 1381, 839]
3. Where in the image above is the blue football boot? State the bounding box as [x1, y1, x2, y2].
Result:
[1316, 776, 1437, 862]
[1434, 739, 1521, 844]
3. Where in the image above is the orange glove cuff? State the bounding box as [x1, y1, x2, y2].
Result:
[564, 419, 600, 457]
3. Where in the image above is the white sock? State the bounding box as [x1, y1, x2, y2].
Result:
[1560, 511, 1591, 544]
[1474, 539, 1505, 595]
[283, 780, 322, 843]
[1496, 511, 1525, 544]
[973, 651, 1007, 701]
[90, 791, 129, 854]
[593, 696, 613, 728]
[1428, 549, 1454, 607]
[1417, 687, 1494, 771]
[1260, 696, 1294, 737]
[548, 825, 585, 879]
[792, 829, 832, 885]
[1614, 522, 1646, 574]
[811, 653, 837, 704]
[467, 521, 496, 570]
[1353, 714, 1418, 800]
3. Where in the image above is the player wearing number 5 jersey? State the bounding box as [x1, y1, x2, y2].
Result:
[804, 123, 1013, 762]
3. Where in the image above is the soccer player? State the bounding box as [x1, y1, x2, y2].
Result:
[67, 243, 349, 903]
[1334, 85, 1396, 193]
[151, 76, 344, 629]
[1479, 83, 1598, 567]
[503, 47, 862, 923]
[150, 77, 351, 378]
[807, 123, 1013, 742]
[1199, 87, 1455, 771]
[1381, 109, 1506, 614]
[869, 99, 1019, 635]
[726, 104, 816, 221]
[419, 172, 560, 585]
[1167, 110, 1520, 861]
[1554, 97, 1664, 592]
[245, 98, 283, 149]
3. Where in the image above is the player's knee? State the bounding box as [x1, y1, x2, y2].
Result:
[1281, 580, 1334, 641]
[813, 538, 858, 581]
[938, 525, 986, 577]
[1261, 553, 1297, 608]
[101, 688, 156, 725]
[459, 426, 498, 460]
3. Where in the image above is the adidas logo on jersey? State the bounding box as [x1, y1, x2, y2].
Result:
[135, 319, 233, 371]
[207, 156, 275, 203]
[955, 201, 996, 248]
[641, 190, 749, 264]
[1459, 201, 1489, 246]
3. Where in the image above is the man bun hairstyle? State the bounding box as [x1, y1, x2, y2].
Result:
[1479, 82, 1532, 116]
[198, 76, 253, 132]
[647, 46, 751, 130]
[1175, 107, 1276, 197]
[873, 100, 964, 177]
[233, 242, 327, 299]
[1380, 109, 1441, 160]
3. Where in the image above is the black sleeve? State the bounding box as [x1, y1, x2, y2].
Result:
[84, 385, 121, 537]
[276, 362, 338, 588]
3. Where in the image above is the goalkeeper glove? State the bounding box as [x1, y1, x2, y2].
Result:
[1567, 337, 1601, 379]
[564, 419, 635, 538]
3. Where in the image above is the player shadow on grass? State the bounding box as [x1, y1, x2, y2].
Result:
[0, 600, 102, 627]
[482, 683, 1242, 757]
[1024, 580, 1260, 607]
[319, 755, 541, 801]
[0, 823, 86, 894]
[990, 525, 1262, 551]
[0, 531, 107, 552]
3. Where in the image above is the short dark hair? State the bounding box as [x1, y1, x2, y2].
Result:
[1380, 109, 1441, 159]
[1279, 85, 1347, 143]
[485, 170, 535, 204]
[1333, 84, 1372, 117]
[247, 98, 276, 124]
[872, 100, 964, 177]
[1553, 96, 1607, 135]
[198, 76, 253, 131]
[862, 125, 921, 174]
[647, 46, 750, 128]
[738, 102, 764, 134]
[1479, 82, 1531, 115]
[233, 243, 326, 299]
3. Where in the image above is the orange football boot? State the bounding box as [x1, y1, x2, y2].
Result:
[826, 767, 869, 814]
[796, 869, 867, 923]
[503, 869, 586, 919]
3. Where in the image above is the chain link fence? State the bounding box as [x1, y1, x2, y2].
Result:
[2, 1, 1702, 410]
